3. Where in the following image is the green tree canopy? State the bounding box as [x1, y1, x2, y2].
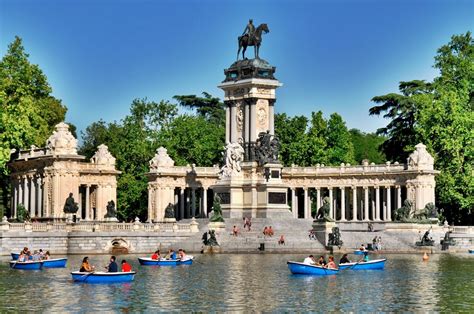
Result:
[349, 129, 386, 164]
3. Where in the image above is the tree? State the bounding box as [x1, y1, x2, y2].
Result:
[326, 113, 355, 165]
[0, 36, 67, 216]
[173, 92, 225, 125]
[307, 111, 328, 165]
[369, 80, 433, 162]
[349, 129, 386, 164]
[275, 113, 310, 166]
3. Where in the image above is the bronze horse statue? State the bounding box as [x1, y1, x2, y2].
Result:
[237, 23, 269, 60]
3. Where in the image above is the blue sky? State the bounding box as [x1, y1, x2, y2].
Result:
[1, 0, 473, 137]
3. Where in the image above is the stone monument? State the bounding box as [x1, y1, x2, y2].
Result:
[104, 200, 119, 222]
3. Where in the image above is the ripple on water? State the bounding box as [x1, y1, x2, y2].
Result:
[0, 253, 473, 312]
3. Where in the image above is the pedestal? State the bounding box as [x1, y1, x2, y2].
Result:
[163, 218, 177, 223]
[208, 221, 226, 232]
[312, 221, 337, 248]
[103, 217, 119, 222]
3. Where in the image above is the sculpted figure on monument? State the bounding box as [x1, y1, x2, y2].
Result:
[237, 19, 270, 60]
[104, 200, 117, 218]
[63, 193, 79, 214]
[315, 197, 333, 222]
[255, 131, 280, 166]
[209, 195, 225, 223]
[219, 142, 245, 178]
[164, 203, 175, 218]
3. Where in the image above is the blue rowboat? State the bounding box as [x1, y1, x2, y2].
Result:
[469, 249, 473, 254]
[138, 257, 194, 266]
[42, 258, 67, 268]
[353, 250, 368, 255]
[11, 252, 20, 260]
[10, 261, 43, 270]
[71, 271, 136, 283]
[287, 261, 339, 275]
[339, 258, 387, 270]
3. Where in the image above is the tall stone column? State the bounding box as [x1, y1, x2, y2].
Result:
[179, 187, 185, 220]
[186, 189, 191, 218]
[202, 187, 208, 218]
[364, 187, 369, 221]
[303, 188, 309, 219]
[244, 103, 250, 143]
[329, 188, 334, 219]
[30, 176, 36, 218]
[269, 102, 275, 134]
[191, 188, 196, 217]
[386, 186, 392, 221]
[375, 187, 380, 221]
[340, 187, 346, 221]
[155, 187, 160, 222]
[225, 106, 230, 143]
[230, 104, 237, 143]
[24, 176, 29, 215]
[37, 176, 43, 218]
[396, 186, 402, 210]
[316, 188, 321, 211]
[352, 187, 358, 221]
[291, 188, 297, 218]
[250, 101, 257, 142]
[308, 189, 312, 219]
[85, 185, 91, 220]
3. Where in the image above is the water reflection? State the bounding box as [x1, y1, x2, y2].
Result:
[0, 253, 472, 311]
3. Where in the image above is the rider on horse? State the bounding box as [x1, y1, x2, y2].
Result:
[242, 19, 255, 43]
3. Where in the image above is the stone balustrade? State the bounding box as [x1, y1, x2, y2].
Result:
[0, 218, 199, 233]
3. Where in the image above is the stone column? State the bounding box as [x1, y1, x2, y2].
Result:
[37, 176, 43, 218]
[186, 189, 191, 218]
[30, 176, 36, 217]
[364, 187, 369, 221]
[303, 187, 309, 219]
[147, 186, 152, 222]
[250, 100, 257, 142]
[269, 103, 275, 135]
[179, 188, 185, 220]
[396, 186, 402, 209]
[155, 187, 160, 222]
[244, 102, 250, 143]
[191, 188, 196, 218]
[340, 187, 346, 221]
[202, 187, 208, 218]
[85, 185, 90, 220]
[230, 104, 237, 143]
[18, 177, 24, 208]
[352, 187, 358, 221]
[225, 105, 230, 143]
[13, 180, 19, 219]
[316, 188, 321, 211]
[329, 188, 334, 219]
[291, 188, 297, 218]
[375, 187, 380, 221]
[24, 176, 29, 214]
[386, 186, 392, 221]
[308, 189, 312, 219]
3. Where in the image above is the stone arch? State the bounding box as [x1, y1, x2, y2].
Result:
[109, 238, 130, 255]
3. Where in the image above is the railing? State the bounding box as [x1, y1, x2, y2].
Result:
[0, 220, 199, 233]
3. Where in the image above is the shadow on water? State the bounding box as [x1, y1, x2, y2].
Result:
[0, 253, 473, 311]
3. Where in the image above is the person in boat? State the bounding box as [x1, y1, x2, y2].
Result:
[303, 255, 316, 265]
[121, 259, 132, 272]
[18, 252, 27, 262]
[44, 251, 51, 260]
[359, 244, 366, 251]
[80, 256, 95, 272]
[326, 256, 337, 269]
[359, 251, 370, 263]
[317, 256, 327, 266]
[21, 247, 29, 255]
[178, 249, 191, 261]
[107, 256, 118, 272]
[38, 249, 45, 259]
[151, 250, 160, 260]
[32, 250, 41, 261]
[165, 249, 177, 260]
[339, 253, 351, 264]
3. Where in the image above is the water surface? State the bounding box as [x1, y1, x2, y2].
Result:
[0, 253, 473, 312]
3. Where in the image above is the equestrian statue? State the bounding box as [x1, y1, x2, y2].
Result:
[237, 19, 270, 60]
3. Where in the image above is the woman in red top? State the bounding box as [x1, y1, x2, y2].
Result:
[151, 250, 160, 260]
[121, 260, 132, 272]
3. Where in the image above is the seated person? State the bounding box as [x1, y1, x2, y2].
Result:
[303, 255, 316, 265]
[317, 256, 327, 266]
[121, 259, 132, 272]
[178, 249, 191, 261]
[151, 250, 160, 260]
[339, 253, 351, 264]
[38, 249, 45, 259]
[18, 252, 27, 262]
[359, 252, 370, 262]
[278, 235, 285, 245]
[80, 256, 95, 272]
[232, 225, 239, 236]
[107, 256, 118, 272]
[43, 251, 51, 260]
[268, 226, 274, 237]
[21, 247, 29, 255]
[263, 226, 268, 236]
[326, 256, 338, 269]
[359, 244, 366, 251]
[164, 249, 177, 260]
[31, 250, 41, 261]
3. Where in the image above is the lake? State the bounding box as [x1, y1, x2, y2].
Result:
[0, 253, 473, 312]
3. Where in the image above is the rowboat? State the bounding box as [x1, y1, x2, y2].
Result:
[71, 271, 136, 283]
[138, 257, 194, 266]
[42, 258, 67, 268]
[353, 250, 369, 255]
[287, 261, 339, 275]
[9, 261, 43, 270]
[339, 258, 387, 270]
[11, 252, 20, 260]
[469, 249, 474, 254]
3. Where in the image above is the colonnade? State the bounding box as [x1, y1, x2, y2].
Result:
[11, 174, 46, 219]
[289, 185, 405, 221]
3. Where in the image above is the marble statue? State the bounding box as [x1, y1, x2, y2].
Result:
[219, 142, 245, 178]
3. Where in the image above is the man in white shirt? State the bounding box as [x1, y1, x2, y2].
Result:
[303, 255, 316, 265]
